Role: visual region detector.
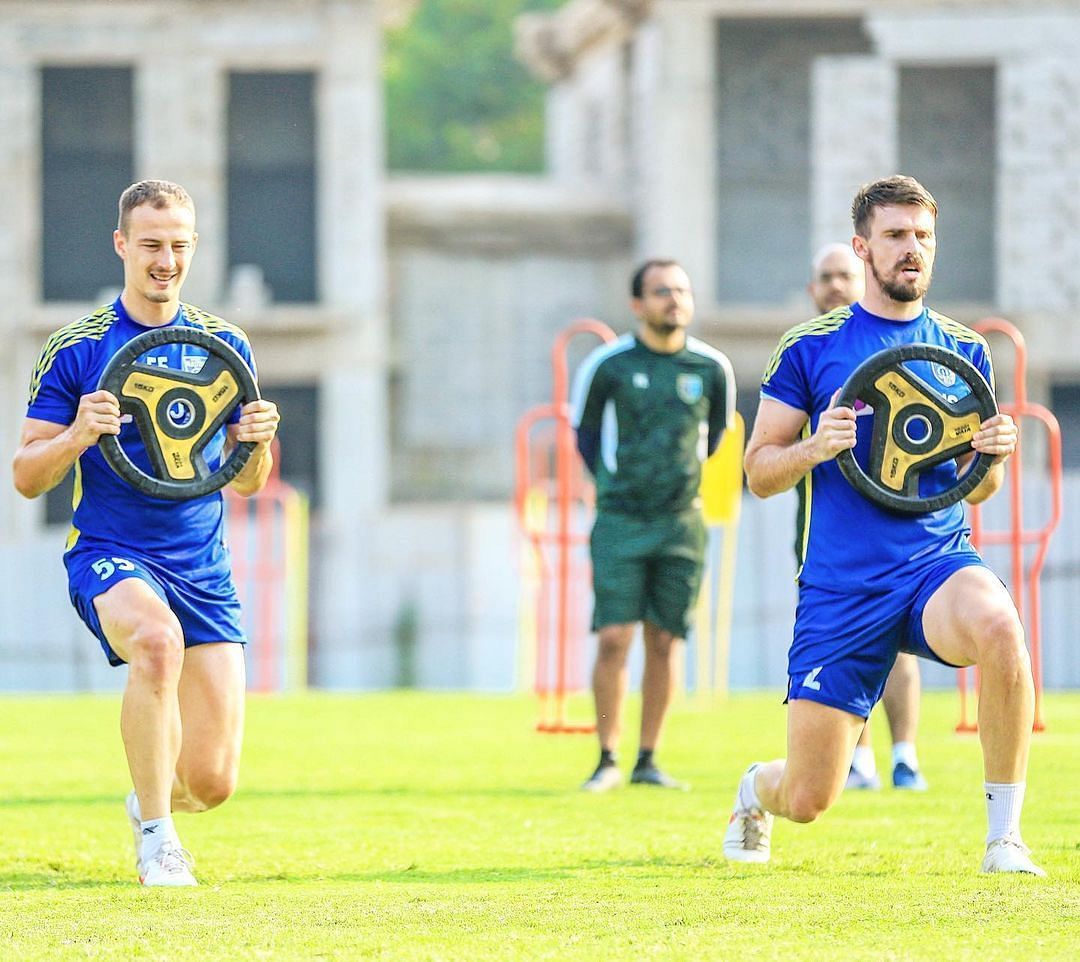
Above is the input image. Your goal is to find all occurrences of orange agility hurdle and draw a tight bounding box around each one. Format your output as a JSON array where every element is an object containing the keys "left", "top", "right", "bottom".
[
  {"left": 515, "top": 319, "right": 616, "bottom": 733},
  {"left": 225, "top": 439, "right": 310, "bottom": 693},
  {"left": 958, "top": 318, "right": 1062, "bottom": 733}
]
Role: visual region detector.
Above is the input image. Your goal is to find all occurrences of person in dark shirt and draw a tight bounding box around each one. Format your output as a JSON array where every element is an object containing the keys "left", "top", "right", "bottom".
[{"left": 571, "top": 259, "right": 735, "bottom": 792}]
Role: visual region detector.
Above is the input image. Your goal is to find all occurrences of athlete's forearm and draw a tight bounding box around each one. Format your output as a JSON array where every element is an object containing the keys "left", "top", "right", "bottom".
[
  {"left": 228, "top": 441, "right": 273, "bottom": 497},
  {"left": 964, "top": 457, "right": 1006, "bottom": 505},
  {"left": 744, "top": 437, "right": 824, "bottom": 499},
  {"left": 12, "top": 430, "right": 85, "bottom": 499}
]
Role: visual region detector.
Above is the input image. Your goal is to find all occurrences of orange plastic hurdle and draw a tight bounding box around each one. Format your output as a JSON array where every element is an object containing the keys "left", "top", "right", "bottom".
[
  {"left": 957, "top": 318, "right": 1062, "bottom": 733},
  {"left": 224, "top": 440, "right": 310, "bottom": 693},
  {"left": 515, "top": 319, "right": 616, "bottom": 733}
]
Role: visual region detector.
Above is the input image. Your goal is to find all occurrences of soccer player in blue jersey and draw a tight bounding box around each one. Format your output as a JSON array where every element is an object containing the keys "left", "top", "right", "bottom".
[
  {"left": 572, "top": 260, "right": 735, "bottom": 792},
  {"left": 723, "top": 176, "right": 1043, "bottom": 875},
  {"left": 13, "top": 180, "right": 280, "bottom": 886},
  {"left": 808, "top": 243, "right": 927, "bottom": 793}
]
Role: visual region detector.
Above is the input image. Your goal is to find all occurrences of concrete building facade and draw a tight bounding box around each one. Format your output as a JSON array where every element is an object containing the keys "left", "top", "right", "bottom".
[{"left": 2, "top": 0, "right": 1079, "bottom": 692}]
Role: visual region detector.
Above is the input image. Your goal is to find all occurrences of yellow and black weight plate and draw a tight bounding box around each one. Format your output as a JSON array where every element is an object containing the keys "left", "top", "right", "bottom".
[
  {"left": 835, "top": 344, "right": 997, "bottom": 514},
  {"left": 96, "top": 327, "right": 259, "bottom": 500}
]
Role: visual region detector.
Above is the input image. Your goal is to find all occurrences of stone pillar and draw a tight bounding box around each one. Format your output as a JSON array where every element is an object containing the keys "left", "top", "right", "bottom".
[
  {"left": 310, "top": 2, "right": 391, "bottom": 683},
  {"left": 135, "top": 47, "right": 226, "bottom": 305},
  {"left": 320, "top": 1, "right": 383, "bottom": 316},
  {"left": 810, "top": 56, "right": 897, "bottom": 252},
  {"left": 634, "top": 8, "right": 717, "bottom": 305},
  {"left": 997, "top": 55, "right": 1080, "bottom": 316},
  {"left": 0, "top": 53, "right": 39, "bottom": 537}
]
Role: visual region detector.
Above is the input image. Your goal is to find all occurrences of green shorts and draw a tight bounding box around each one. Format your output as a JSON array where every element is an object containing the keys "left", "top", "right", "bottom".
[{"left": 589, "top": 508, "right": 706, "bottom": 639}]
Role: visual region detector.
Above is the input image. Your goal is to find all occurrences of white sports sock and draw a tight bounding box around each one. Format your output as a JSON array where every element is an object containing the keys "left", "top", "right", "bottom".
[
  {"left": 851, "top": 745, "right": 877, "bottom": 777},
  {"left": 984, "top": 781, "right": 1025, "bottom": 844},
  {"left": 738, "top": 765, "right": 763, "bottom": 812},
  {"left": 892, "top": 741, "right": 919, "bottom": 770},
  {"left": 140, "top": 816, "right": 182, "bottom": 863}
]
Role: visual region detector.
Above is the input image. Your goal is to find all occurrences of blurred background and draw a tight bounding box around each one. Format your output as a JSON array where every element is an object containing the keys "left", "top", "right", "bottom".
[{"left": 1, "top": 0, "right": 1078, "bottom": 694}]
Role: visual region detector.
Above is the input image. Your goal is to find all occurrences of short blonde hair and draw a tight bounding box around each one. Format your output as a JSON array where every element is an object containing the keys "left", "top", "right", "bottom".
[{"left": 117, "top": 180, "right": 195, "bottom": 233}]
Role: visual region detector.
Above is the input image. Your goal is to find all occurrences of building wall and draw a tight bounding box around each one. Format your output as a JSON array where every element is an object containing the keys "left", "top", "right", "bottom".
[
  {"left": 0, "top": 0, "right": 393, "bottom": 687},
  {"left": 3, "top": 0, "right": 1079, "bottom": 693}
]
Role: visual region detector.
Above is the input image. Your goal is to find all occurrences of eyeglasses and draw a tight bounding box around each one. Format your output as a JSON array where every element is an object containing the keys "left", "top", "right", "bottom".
[{"left": 648, "top": 286, "right": 692, "bottom": 298}]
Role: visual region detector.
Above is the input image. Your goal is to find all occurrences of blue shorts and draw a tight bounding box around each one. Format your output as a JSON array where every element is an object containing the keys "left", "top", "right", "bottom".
[
  {"left": 65, "top": 543, "right": 246, "bottom": 667},
  {"left": 787, "top": 550, "right": 985, "bottom": 718}
]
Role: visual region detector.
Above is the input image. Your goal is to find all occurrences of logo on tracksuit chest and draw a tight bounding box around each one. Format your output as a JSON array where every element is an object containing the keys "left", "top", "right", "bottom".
[{"left": 676, "top": 373, "right": 703, "bottom": 404}]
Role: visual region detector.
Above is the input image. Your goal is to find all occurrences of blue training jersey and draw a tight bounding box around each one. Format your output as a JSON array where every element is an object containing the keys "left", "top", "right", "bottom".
[
  {"left": 761, "top": 301, "right": 993, "bottom": 593},
  {"left": 25, "top": 297, "right": 257, "bottom": 571}
]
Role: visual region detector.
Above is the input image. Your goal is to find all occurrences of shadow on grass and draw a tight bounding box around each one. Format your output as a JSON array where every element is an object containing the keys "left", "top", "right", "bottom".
[
  {"left": 0, "top": 871, "right": 133, "bottom": 892},
  {"left": 0, "top": 785, "right": 568, "bottom": 809},
  {"left": 216, "top": 855, "right": 707, "bottom": 886}
]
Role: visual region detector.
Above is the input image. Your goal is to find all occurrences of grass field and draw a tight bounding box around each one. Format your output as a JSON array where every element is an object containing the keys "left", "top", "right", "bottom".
[{"left": 1, "top": 689, "right": 1077, "bottom": 960}]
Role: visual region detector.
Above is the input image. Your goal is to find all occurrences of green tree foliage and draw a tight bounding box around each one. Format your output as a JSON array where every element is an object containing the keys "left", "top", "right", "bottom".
[{"left": 385, "top": 0, "right": 563, "bottom": 172}]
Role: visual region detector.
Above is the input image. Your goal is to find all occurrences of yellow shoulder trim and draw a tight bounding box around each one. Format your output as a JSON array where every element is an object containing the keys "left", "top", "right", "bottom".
[
  {"left": 181, "top": 303, "right": 250, "bottom": 345},
  {"left": 28, "top": 305, "right": 118, "bottom": 405},
  {"left": 763, "top": 307, "right": 851, "bottom": 385},
  {"left": 927, "top": 310, "right": 989, "bottom": 349}
]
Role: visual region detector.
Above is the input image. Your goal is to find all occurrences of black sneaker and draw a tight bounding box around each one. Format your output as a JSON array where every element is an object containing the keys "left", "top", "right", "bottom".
[
  {"left": 581, "top": 763, "right": 623, "bottom": 793},
  {"left": 630, "top": 763, "right": 688, "bottom": 790}
]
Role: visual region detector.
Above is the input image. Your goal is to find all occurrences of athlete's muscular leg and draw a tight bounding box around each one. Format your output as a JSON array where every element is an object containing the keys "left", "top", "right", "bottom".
[
  {"left": 882, "top": 653, "right": 920, "bottom": 745},
  {"left": 855, "top": 717, "right": 873, "bottom": 749},
  {"left": 173, "top": 643, "right": 246, "bottom": 812},
  {"left": 755, "top": 700, "right": 865, "bottom": 822},
  {"left": 95, "top": 579, "right": 185, "bottom": 822},
  {"left": 640, "top": 621, "right": 678, "bottom": 751},
  {"left": 922, "top": 566, "right": 1033, "bottom": 782},
  {"left": 593, "top": 623, "right": 635, "bottom": 752}
]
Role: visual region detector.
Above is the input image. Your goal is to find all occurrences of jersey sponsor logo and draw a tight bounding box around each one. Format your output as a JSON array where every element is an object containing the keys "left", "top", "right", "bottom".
[
  {"left": 801, "top": 666, "right": 823, "bottom": 691},
  {"left": 676, "top": 373, "right": 703, "bottom": 404},
  {"left": 633, "top": 372, "right": 649, "bottom": 389}
]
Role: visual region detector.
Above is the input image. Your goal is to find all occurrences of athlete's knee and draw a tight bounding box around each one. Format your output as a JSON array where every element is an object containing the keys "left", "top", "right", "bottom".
[
  {"left": 643, "top": 628, "right": 676, "bottom": 659},
  {"left": 125, "top": 620, "right": 184, "bottom": 681},
  {"left": 972, "top": 609, "right": 1029, "bottom": 677},
  {"left": 182, "top": 766, "right": 238, "bottom": 812},
  {"left": 783, "top": 781, "right": 832, "bottom": 824},
  {"left": 596, "top": 627, "right": 633, "bottom": 664}
]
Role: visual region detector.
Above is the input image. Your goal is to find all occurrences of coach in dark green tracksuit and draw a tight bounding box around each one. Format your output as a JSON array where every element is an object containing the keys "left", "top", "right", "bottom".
[{"left": 571, "top": 259, "right": 736, "bottom": 792}]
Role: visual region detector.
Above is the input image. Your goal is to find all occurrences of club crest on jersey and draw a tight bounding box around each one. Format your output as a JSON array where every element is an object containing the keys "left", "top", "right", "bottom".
[
  {"left": 931, "top": 361, "right": 956, "bottom": 388},
  {"left": 183, "top": 354, "right": 207, "bottom": 375},
  {"left": 633, "top": 372, "right": 649, "bottom": 389},
  {"left": 676, "top": 373, "right": 703, "bottom": 404}
]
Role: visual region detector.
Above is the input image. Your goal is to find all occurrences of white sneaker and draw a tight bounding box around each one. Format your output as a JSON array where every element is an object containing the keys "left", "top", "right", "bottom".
[
  {"left": 124, "top": 790, "right": 142, "bottom": 874},
  {"left": 723, "top": 764, "right": 773, "bottom": 863},
  {"left": 981, "top": 836, "right": 1046, "bottom": 877},
  {"left": 140, "top": 846, "right": 198, "bottom": 887},
  {"left": 581, "top": 764, "right": 623, "bottom": 793}
]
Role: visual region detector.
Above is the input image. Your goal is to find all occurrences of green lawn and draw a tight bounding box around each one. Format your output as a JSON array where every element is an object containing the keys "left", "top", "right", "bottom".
[{"left": 1, "top": 690, "right": 1077, "bottom": 960}]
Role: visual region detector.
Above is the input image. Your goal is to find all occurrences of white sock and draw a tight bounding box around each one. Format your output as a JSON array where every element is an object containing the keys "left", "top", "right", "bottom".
[
  {"left": 892, "top": 741, "right": 919, "bottom": 770},
  {"left": 738, "top": 764, "right": 763, "bottom": 812},
  {"left": 985, "top": 781, "right": 1025, "bottom": 844},
  {"left": 851, "top": 745, "right": 877, "bottom": 777},
  {"left": 140, "top": 816, "right": 181, "bottom": 863}
]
